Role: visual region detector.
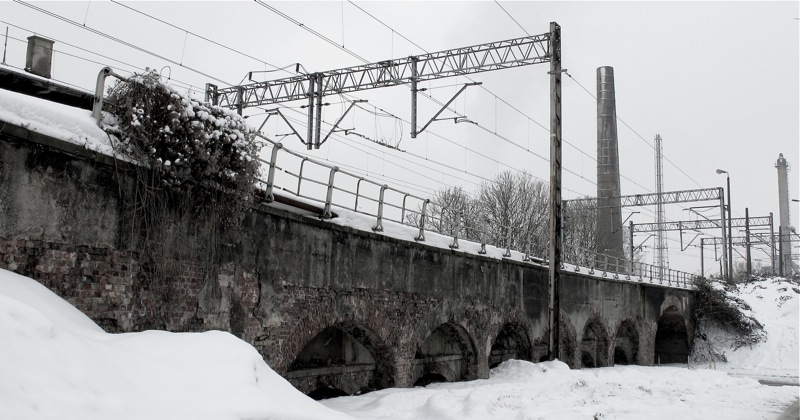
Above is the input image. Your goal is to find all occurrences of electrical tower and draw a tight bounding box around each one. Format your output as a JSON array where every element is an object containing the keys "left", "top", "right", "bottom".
[{"left": 654, "top": 134, "right": 669, "bottom": 279}]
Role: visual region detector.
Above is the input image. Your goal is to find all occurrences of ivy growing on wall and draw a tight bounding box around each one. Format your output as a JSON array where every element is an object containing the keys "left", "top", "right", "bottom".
[
  {"left": 691, "top": 277, "right": 765, "bottom": 363},
  {"left": 101, "top": 70, "right": 262, "bottom": 321},
  {"left": 105, "top": 70, "right": 259, "bottom": 206}
]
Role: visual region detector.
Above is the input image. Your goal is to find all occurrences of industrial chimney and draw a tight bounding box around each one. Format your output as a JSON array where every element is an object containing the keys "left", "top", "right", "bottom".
[
  {"left": 775, "top": 153, "right": 794, "bottom": 275},
  {"left": 596, "top": 66, "right": 624, "bottom": 265},
  {"left": 25, "top": 35, "right": 54, "bottom": 79}
]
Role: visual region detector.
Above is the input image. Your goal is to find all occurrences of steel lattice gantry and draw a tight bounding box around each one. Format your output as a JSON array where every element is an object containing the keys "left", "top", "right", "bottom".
[
  {"left": 632, "top": 216, "right": 773, "bottom": 233},
  {"left": 564, "top": 187, "right": 723, "bottom": 209},
  {"left": 564, "top": 187, "right": 736, "bottom": 280},
  {"left": 207, "top": 34, "right": 550, "bottom": 107},
  {"left": 207, "top": 23, "right": 565, "bottom": 361},
  {"left": 205, "top": 31, "right": 554, "bottom": 148}
]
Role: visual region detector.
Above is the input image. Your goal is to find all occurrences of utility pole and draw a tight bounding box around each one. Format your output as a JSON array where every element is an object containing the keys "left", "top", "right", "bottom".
[
  {"left": 778, "top": 225, "right": 784, "bottom": 277},
  {"left": 629, "top": 220, "right": 634, "bottom": 273},
  {"left": 700, "top": 238, "right": 705, "bottom": 277},
  {"left": 770, "top": 212, "right": 776, "bottom": 274},
  {"left": 547, "top": 21, "right": 562, "bottom": 362},
  {"left": 745, "top": 207, "right": 752, "bottom": 276}
]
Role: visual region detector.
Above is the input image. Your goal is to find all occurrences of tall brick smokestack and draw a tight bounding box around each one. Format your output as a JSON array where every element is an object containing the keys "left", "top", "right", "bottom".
[{"left": 596, "top": 66, "right": 624, "bottom": 263}]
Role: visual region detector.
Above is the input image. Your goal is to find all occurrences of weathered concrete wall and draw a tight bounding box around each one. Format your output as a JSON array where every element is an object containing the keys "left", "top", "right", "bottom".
[{"left": 0, "top": 121, "right": 695, "bottom": 393}]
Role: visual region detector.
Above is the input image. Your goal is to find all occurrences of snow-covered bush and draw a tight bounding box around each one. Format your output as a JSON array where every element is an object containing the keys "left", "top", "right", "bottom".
[
  {"left": 692, "top": 277, "right": 766, "bottom": 356},
  {"left": 105, "top": 70, "right": 259, "bottom": 204}
]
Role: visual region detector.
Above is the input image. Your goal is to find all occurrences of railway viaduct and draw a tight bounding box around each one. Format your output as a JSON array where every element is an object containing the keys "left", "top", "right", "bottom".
[{"left": 0, "top": 119, "right": 695, "bottom": 398}]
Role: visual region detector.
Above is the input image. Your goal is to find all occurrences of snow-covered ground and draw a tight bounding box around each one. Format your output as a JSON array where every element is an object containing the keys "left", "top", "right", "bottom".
[
  {"left": 693, "top": 277, "right": 800, "bottom": 384},
  {"left": 1, "top": 267, "right": 797, "bottom": 420},
  {"left": 1, "top": 76, "right": 797, "bottom": 419}
]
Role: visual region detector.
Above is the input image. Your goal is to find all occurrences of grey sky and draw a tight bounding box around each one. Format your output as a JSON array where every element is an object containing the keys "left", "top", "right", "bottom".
[{"left": 2, "top": 1, "right": 798, "bottom": 274}]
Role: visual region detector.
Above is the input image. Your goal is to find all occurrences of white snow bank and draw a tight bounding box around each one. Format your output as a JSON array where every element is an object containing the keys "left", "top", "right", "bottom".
[
  {"left": 323, "top": 359, "right": 798, "bottom": 419},
  {"left": 0, "top": 88, "right": 115, "bottom": 156},
  {"left": 696, "top": 277, "right": 800, "bottom": 383},
  {"left": 0, "top": 268, "right": 352, "bottom": 420}
]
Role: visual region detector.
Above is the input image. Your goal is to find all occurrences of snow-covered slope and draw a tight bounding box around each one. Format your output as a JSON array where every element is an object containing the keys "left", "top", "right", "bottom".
[
  {"left": 693, "top": 277, "right": 799, "bottom": 383},
  {"left": 0, "top": 268, "right": 351, "bottom": 420},
  {"left": 2, "top": 268, "right": 797, "bottom": 420}
]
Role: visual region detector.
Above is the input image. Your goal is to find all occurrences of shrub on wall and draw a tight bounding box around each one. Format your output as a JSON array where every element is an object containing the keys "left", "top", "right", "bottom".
[
  {"left": 691, "top": 277, "right": 765, "bottom": 363},
  {"left": 105, "top": 70, "right": 259, "bottom": 198},
  {"left": 104, "top": 70, "right": 261, "bottom": 230}
]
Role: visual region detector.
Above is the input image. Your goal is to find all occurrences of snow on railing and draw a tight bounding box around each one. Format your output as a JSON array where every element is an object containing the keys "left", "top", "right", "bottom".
[{"left": 254, "top": 134, "right": 697, "bottom": 290}]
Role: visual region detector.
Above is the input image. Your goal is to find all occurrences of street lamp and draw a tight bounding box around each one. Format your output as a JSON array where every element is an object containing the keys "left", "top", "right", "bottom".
[{"left": 716, "top": 169, "right": 734, "bottom": 281}]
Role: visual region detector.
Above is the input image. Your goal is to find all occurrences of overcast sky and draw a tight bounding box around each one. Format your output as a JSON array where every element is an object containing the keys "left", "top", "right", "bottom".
[{"left": 2, "top": 1, "right": 798, "bottom": 274}]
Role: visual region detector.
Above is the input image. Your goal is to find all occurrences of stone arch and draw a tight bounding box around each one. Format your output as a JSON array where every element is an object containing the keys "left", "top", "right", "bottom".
[
  {"left": 580, "top": 317, "right": 610, "bottom": 368},
  {"left": 613, "top": 319, "right": 640, "bottom": 365},
  {"left": 488, "top": 322, "right": 533, "bottom": 368},
  {"left": 654, "top": 305, "right": 689, "bottom": 364},
  {"left": 413, "top": 322, "right": 478, "bottom": 386},
  {"left": 285, "top": 322, "right": 394, "bottom": 399},
  {"left": 660, "top": 295, "right": 685, "bottom": 318}
]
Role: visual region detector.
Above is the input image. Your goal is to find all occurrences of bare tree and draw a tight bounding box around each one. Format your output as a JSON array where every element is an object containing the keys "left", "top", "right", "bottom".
[
  {"left": 406, "top": 186, "right": 481, "bottom": 240},
  {"left": 477, "top": 171, "right": 549, "bottom": 255}
]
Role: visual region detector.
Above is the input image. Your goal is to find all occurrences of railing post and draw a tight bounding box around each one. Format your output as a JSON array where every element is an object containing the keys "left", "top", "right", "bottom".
[
  {"left": 373, "top": 184, "right": 388, "bottom": 232},
  {"left": 523, "top": 236, "right": 531, "bottom": 262},
  {"left": 297, "top": 157, "right": 309, "bottom": 195},
  {"left": 321, "top": 166, "right": 338, "bottom": 219},
  {"left": 613, "top": 256, "right": 620, "bottom": 279},
  {"left": 415, "top": 199, "right": 429, "bottom": 242},
  {"left": 263, "top": 143, "right": 282, "bottom": 203},
  {"left": 503, "top": 226, "right": 512, "bottom": 258},
  {"left": 602, "top": 255, "right": 608, "bottom": 277},
  {"left": 354, "top": 178, "right": 364, "bottom": 211},
  {"left": 449, "top": 211, "right": 461, "bottom": 249},
  {"left": 401, "top": 193, "right": 409, "bottom": 224},
  {"left": 92, "top": 66, "right": 127, "bottom": 126},
  {"left": 478, "top": 227, "right": 487, "bottom": 254}
]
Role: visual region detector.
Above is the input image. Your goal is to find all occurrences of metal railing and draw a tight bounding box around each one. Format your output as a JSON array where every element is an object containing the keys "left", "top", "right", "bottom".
[{"left": 254, "top": 134, "right": 697, "bottom": 289}]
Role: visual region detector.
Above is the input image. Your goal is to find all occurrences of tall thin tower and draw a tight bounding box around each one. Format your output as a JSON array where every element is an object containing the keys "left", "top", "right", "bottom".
[
  {"left": 775, "top": 153, "right": 793, "bottom": 275},
  {"left": 654, "top": 134, "right": 668, "bottom": 278},
  {"left": 596, "top": 67, "right": 624, "bottom": 264}
]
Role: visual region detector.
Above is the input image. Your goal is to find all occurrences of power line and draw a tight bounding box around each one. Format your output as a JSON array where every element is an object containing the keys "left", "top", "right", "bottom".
[
  {"left": 13, "top": 0, "right": 230, "bottom": 86},
  {"left": 563, "top": 68, "right": 706, "bottom": 191},
  {"left": 493, "top": 1, "right": 531, "bottom": 37}
]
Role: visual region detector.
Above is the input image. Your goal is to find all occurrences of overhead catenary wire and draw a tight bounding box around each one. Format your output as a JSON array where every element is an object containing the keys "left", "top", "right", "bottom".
[
  {"left": 16, "top": 1, "right": 598, "bottom": 202},
  {"left": 11, "top": 2, "right": 501, "bottom": 199}
]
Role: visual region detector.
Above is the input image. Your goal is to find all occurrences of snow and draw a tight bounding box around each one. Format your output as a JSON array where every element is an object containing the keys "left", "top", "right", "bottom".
[
  {"left": 1, "top": 267, "right": 797, "bottom": 420},
  {"left": 695, "top": 277, "right": 800, "bottom": 384},
  {"left": 0, "top": 268, "right": 350, "bottom": 420},
  {"left": 1, "top": 81, "right": 797, "bottom": 420},
  {"left": 0, "top": 88, "right": 115, "bottom": 157},
  {"left": 323, "top": 360, "right": 796, "bottom": 419}
]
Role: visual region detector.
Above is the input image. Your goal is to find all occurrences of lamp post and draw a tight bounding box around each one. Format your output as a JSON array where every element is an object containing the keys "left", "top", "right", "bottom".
[{"left": 716, "top": 169, "right": 734, "bottom": 281}]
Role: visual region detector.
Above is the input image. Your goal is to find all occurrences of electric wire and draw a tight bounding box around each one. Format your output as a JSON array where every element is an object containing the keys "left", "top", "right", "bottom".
[{"left": 253, "top": 2, "right": 579, "bottom": 181}]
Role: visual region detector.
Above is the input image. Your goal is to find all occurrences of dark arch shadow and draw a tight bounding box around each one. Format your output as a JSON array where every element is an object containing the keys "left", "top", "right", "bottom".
[
  {"left": 489, "top": 322, "right": 533, "bottom": 368},
  {"left": 558, "top": 317, "right": 578, "bottom": 368},
  {"left": 580, "top": 318, "right": 610, "bottom": 368},
  {"left": 413, "top": 322, "right": 478, "bottom": 386},
  {"left": 614, "top": 319, "right": 640, "bottom": 365},
  {"left": 286, "top": 322, "right": 393, "bottom": 398},
  {"left": 654, "top": 305, "right": 689, "bottom": 364}
]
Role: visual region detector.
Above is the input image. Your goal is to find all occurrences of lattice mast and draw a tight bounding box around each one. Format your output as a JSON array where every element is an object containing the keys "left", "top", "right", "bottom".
[{"left": 654, "top": 134, "right": 668, "bottom": 278}]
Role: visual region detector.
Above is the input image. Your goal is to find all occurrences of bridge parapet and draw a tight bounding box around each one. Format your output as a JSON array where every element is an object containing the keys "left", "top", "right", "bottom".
[
  {"left": 255, "top": 134, "right": 697, "bottom": 289},
  {"left": 0, "top": 114, "right": 696, "bottom": 398}
]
